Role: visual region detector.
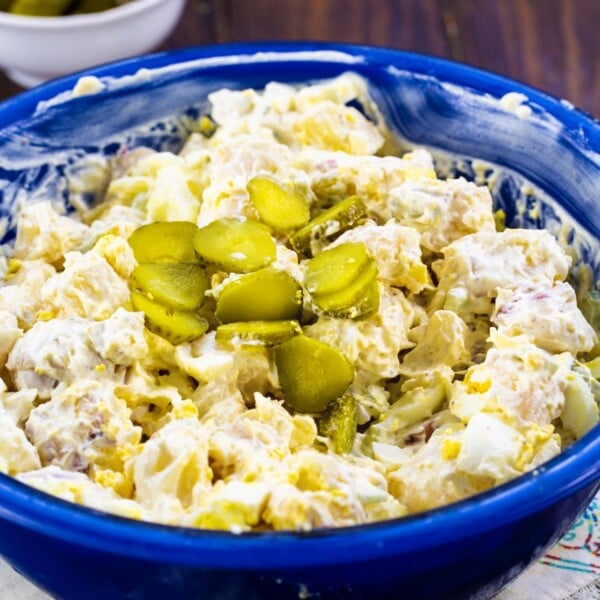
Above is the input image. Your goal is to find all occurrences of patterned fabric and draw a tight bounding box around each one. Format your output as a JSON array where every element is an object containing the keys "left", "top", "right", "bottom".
[{"left": 497, "top": 496, "right": 600, "bottom": 599}]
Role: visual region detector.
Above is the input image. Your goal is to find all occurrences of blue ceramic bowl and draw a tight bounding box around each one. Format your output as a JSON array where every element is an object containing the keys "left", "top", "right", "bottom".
[{"left": 0, "top": 42, "right": 599, "bottom": 600}]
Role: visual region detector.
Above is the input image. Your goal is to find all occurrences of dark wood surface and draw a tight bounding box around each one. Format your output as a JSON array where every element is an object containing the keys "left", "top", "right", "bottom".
[{"left": 0, "top": 0, "right": 598, "bottom": 117}]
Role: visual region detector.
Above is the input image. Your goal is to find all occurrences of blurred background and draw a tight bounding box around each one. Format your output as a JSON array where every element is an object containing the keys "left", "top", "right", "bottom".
[{"left": 0, "top": 0, "right": 598, "bottom": 116}]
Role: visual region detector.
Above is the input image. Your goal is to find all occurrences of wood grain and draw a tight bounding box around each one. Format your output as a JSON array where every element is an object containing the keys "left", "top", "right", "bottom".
[
  {"left": 159, "top": 0, "right": 216, "bottom": 49},
  {"left": 213, "top": 0, "right": 449, "bottom": 56},
  {"left": 442, "top": 0, "right": 600, "bottom": 115},
  {"left": 0, "top": 0, "right": 597, "bottom": 116}
]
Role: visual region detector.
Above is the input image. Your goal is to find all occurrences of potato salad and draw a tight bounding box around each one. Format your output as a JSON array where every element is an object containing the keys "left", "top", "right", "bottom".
[{"left": 0, "top": 73, "right": 598, "bottom": 532}]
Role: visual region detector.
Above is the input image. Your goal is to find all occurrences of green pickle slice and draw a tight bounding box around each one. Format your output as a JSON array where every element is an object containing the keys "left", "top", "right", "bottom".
[
  {"left": 305, "top": 242, "right": 380, "bottom": 319},
  {"left": 348, "top": 277, "right": 380, "bottom": 320},
  {"left": 198, "top": 115, "right": 217, "bottom": 138},
  {"left": 313, "top": 261, "right": 380, "bottom": 319},
  {"left": 216, "top": 268, "right": 302, "bottom": 323},
  {"left": 9, "top": 0, "right": 72, "bottom": 15},
  {"left": 131, "top": 263, "right": 209, "bottom": 312},
  {"left": 274, "top": 335, "right": 354, "bottom": 413},
  {"left": 193, "top": 217, "right": 276, "bottom": 273},
  {"left": 318, "top": 394, "right": 358, "bottom": 454},
  {"left": 290, "top": 195, "right": 367, "bottom": 255},
  {"left": 247, "top": 176, "right": 310, "bottom": 231},
  {"left": 131, "top": 291, "right": 208, "bottom": 345},
  {"left": 216, "top": 320, "right": 302, "bottom": 346},
  {"left": 304, "top": 242, "right": 371, "bottom": 297},
  {"left": 128, "top": 222, "right": 199, "bottom": 264},
  {"left": 580, "top": 290, "right": 600, "bottom": 333}
]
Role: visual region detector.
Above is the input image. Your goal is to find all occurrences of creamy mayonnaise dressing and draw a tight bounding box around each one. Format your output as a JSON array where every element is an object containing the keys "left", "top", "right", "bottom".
[{"left": 0, "top": 73, "right": 597, "bottom": 531}]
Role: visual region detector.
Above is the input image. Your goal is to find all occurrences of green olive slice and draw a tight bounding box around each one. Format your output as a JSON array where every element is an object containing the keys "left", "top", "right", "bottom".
[
  {"left": 318, "top": 394, "right": 358, "bottom": 454},
  {"left": 216, "top": 268, "right": 302, "bottom": 323},
  {"left": 304, "top": 242, "right": 371, "bottom": 297},
  {"left": 131, "top": 263, "right": 209, "bottom": 312},
  {"left": 193, "top": 217, "right": 276, "bottom": 273},
  {"left": 131, "top": 291, "right": 208, "bottom": 345},
  {"left": 274, "top": 335, "right": 354, "bottom": 413},
  {"left": 216, "top": 320, "right": 302, "bottom": 346},
  {"left": 128, "top": 222, "right": 199, "bottom": 264},
  {"left": 247, "top": 176, "right": 310, "bottom": 232},
  {"left": 290, "top": 195, "right": 367, "bottom": 255}
]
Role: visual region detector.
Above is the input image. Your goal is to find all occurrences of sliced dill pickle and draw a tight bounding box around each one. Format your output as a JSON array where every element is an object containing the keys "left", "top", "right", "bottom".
[
  {"left": 274, "top": 335, "right": 354, "bottom": 413},
  {"left": 580, "top": 290, "right": 600, "bottom": 333},
  {"left": 198, "top": 115, "right": 217, "bottom": 138},
  {"left": 348, "top": 277, "right": 380, "bottom": 320},
  {"left": 290, "top": 195, "right": 367, "bottom": 255},
  {"left": 312, "top": 260, "right": 379, "bottom": 319},
  {"left": 216, "top": 268, "right": 302, "bottom": 323},
  {"left": 304, "top": 242, "right": 370, "bottom": 296},
  {"left": 128, "top": 222, "right": 199, "bottom": 264},
  {"left": 247, "top": 176, "right": 310, "bottom": 231},
  {"left": 493, "top": 208, "right": 506, "bottom": 232},
  {"left": 9, "top": 0, "right": 72, "bottom": 15},
  {"left": 216, "top": 320, "right": 302, "bottom": 346},
  {"left": 318, "top": 394, "right": 358, "bottom": 454},
  {"left": 131, "top": 291, "right": 208, "bottom": 345},
  {"left": 131, "top": 263, "right": 209, "bottom": 312},
  {"left": 193, "top": 217, "right": 276, "bottom": 273}
]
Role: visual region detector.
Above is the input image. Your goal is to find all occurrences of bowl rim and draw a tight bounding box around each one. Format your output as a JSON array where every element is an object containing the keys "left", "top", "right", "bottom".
[
  {"left": 0, "top": 0, "right": 180, "bottom": 28},
  {"left": 0, "top": 40, "right": 598, "bottom": 134},
  {"left": 0, "top": 40, "right": 599, "bottom": 569}
]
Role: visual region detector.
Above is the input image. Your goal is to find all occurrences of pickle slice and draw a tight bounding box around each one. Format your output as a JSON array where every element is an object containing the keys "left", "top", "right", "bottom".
[
  {"left": 193, "top": 217, "right": 276, "bottom": 273},
  {"left": 580, "top": 290, "right": 600, "bottom": 333},
  {"left": 304, "top": 242, "right": 371, "bottom": 297},
  {"left": 131, "top": 291, "right": 208, "bottom": 345},
  {"left": 9, "top": 0, "right": 72, "bottom": 15},
  {"left": 346, "top": 277, "right": 380, "bottom": 320},
  {"left": 198, "top": 115, "right": 217, "bottom": 138},
  {"left": 290, "top": 195, "right": 367, "bottom": 255},
  {"left": 311, "top": 260, "right": 379, "bottom": 320},
  {"left": 128, "top": 222, "right": 199, "bottom": 264},
  {"left": 131, "top": 263, "right": 209, "bottom": 312},
  {"left": 247, "top": 176, "right": 310, "bottom": 231},
  {"left": 318, "top": 394, "right": 358, "bottom": 454},
  {"left": 274, "top": 336, "right": 354, "bottom": 413},
  {"left": 216, "top": 320, "right": 302, "bottom": 346},
  {"left": 216, "top": 268, "right": 302, "bottom": 323}
]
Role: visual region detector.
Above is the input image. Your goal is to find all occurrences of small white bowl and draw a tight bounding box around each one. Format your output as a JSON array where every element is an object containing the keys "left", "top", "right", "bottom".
[{"left": 0, "top": 0, "right": 186, "bottom": 88}]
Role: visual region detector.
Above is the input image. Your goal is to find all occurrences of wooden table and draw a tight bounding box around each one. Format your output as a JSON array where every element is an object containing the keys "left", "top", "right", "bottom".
[{"left": 0, "top": 0, "right": 598, "bottom": 117}]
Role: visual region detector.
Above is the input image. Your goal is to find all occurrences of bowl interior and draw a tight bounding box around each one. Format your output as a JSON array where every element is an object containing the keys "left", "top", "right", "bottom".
[{"left": 0, "top": 42, "right": 599, "bottom": 565}]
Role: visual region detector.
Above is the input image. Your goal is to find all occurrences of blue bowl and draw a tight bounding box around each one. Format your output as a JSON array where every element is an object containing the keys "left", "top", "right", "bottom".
[{"left": 0, "top": 42, "right": 599, "bottom": 600}]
